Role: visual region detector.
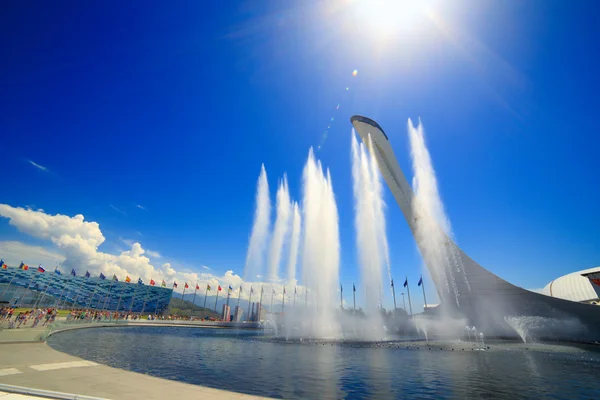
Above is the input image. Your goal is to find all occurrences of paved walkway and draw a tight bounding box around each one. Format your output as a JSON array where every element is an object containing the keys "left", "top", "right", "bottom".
[{"left": 0, "top": 341, "right": 268, "bottom": 399}]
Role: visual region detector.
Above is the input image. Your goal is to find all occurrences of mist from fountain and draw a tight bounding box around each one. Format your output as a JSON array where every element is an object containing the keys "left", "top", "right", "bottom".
[
  {"left": 350, "top": 132, "right": 389, "bottom": 340},
  {"left": 286, "top": 202, "right": 301, "bottom": 284},
  {"left": 243, "top": 165, "right": 271, "bottom": 281},
  {"left": 268, "top": 176, "right": 291, "bottom": 281},
  {"left": 296, "top": 148, "right": 342, "bottom": 339},
  {"left": 408, "top": 119, "right": 470, "bottom": 308}
]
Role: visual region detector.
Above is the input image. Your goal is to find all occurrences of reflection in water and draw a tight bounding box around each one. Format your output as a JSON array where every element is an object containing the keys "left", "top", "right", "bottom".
[{"left": 47, "top": 327, "right": 600, "bottom": 399}]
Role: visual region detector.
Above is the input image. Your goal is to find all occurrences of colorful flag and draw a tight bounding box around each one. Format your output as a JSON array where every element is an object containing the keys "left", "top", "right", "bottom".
[
  {"left": 70, "top": 269, "right": 76, "bottom": 276},
  {"left": 207, "top": 284, "right": 211, "bottom": 291},
  {"left": 138, "top": 278, "right": 143, "bottom": 285},
  {"left": 340, "top": 284, "right": 343, "bottom": 293},
  {"left": 418, "top": 277, "right": 423, "bottom": 286},
  {"left": 37, "top": 266, "right": 45, "bottom": 273},
  {"left": 1, "top": 260, "right": 7, "bottom": 270},
  {"left": 100, "top": 273, "right": 106, "bottom": 280},
  {"left": 150, "top": 279, "right": 156, "bottom": 286},
  {"left": 403, "top": 278, "right": 408, "bottom": 288},
  {"left": 20, "top": 263, "right": 29, "bottom": 270},
  {"left": 112, "top": 274, "right": 118, "bottom": 282},
  {"left": 218, "top": 285, "right": 222, "bottom": 291},
  {"left": 251, "top": 287, "right": 255, "bottom": 294},
  {"left": 353, "top": 284, "right": 356, "bottom": 292},
  {"left": 125, "top": 276, "right": 131, "bottom": 283},
  {"left": 18, "top": 262, "right": 25, "bottom": 269},
  {"left": 54, "top": 268, "right": 61, "bottom": 275},
  {"left": 228, "top": 285, "right": 233, "bottom": 292},
  {"left": 173, "top": 282, "right": 178, "bottom": 288},
  {"left": 185, "top": 282, "right": 189, "bottom": 289},
  {"left": 391, "top": 279, "right": 394, "bottom": 287},
  {"left": 196, "top": 283, "right": 200, "bottom": 290},
  {"left": 85, "top": 271, "right": 91, "bottom": 278},
  {"left": 161, "top": 280, "right": 166, "bottom": 287}
]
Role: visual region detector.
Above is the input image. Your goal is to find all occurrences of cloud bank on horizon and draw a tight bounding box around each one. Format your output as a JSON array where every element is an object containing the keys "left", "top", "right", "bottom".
[{"left": 0, "top": 204, "right": 295, "bottom": 301}]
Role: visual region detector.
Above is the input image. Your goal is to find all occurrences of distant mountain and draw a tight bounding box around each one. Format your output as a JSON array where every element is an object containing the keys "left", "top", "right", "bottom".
[{"left": 168, "top": 297, "right": 220, "bottom": 319}]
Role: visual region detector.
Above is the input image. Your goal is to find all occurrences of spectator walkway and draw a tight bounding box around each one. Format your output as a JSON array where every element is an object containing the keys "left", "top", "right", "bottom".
[{"left": 0, "top": 343, "right": 268, "bottom": 399}]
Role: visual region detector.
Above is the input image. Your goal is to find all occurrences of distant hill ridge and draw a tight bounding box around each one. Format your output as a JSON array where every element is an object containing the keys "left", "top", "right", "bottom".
[{"left": 168, "top": 297, "right": 220, "bottom": 319}]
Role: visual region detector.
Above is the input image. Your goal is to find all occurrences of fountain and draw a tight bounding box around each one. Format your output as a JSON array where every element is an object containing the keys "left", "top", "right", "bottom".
[{"left": 350, "top": 132, "right": 389, "bottom": 340}]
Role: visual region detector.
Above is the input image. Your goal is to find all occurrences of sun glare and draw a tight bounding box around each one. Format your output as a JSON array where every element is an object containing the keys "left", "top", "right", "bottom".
[{"left": 355, "top": 0, "right": 430, "bottom": 38}]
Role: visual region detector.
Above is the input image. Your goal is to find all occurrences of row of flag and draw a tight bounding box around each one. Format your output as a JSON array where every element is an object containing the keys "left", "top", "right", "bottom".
[{"left": 1, "top": 259, "right": 426, "bottom": 302}]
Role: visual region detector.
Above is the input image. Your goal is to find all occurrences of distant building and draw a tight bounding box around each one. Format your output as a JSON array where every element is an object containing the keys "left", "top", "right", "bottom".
[
  {"left": 222, "top": 304, "right": 231, "bottom": 321},
  {"left": 233, "top": 306, "right": 243, "bottom": 322},
  {"left": 0, "top": 266, "right": 171, "bottom": 313},
  {"left": 542, "top": 267, "right": 600, "bottom": 304}
]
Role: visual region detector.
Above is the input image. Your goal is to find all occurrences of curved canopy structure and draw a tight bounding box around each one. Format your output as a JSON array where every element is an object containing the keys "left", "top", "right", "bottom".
[{"left": 351, "top": 115, "right": 600, "bottom": 341}]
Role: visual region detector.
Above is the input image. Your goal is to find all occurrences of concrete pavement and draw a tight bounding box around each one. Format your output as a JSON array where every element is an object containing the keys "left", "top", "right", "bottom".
[
  {"left": 0, "top": 343, "right": 268, "bottom": 399},
  {"left": 0, "top": 321, "right": 269, "bottom": 399}
]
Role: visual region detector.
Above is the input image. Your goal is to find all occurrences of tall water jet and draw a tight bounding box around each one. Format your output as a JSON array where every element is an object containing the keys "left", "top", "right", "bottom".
[
  {"left": 268, "top": 176, "right": 291, "bottom": 281},
  {"left": 287, "top": 201, "right": 301, "bottom": 284},
  {"left": 243, "top": 165, "right": 271, "bottom": 281},
  {"left": 351, "top": 132, "right": 389, "bottom": 339},
  {"left": 408, "top": 119, "right": 470, "bottom": 307},
  {"left": 301, "top": 148, "right": 341, "bottom": 338}
]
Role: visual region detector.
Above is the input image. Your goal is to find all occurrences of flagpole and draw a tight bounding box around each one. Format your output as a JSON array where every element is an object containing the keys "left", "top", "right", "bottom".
[
  {"left": 203, "top": 285, "right": 209, "bottom": 309},
  {"left": 226, "top": 288, "right": 231, "bottom": 310},
  {"left": 258, "top": 286, "right": 264, "bottom": 318},
  {"left": 1, "top": 267, "right": 18, "bottom": 299},
  {"left": 401, "top": 292, "right": 407, "bottom": 312},
  {"left": 192, "top": 282, "right": 198, "bottom": 306},
  {"left": 35, "top": 269, "right": 56, "bottom": 308},
  {"left": 116, "top": 283, "right": 126, "bottom": 312},
  {"left": 236, "top": 286, "right": 242, "bottom": 310},
  {"left": 141, "top": 289, "right": 150, "bottom": 315},
  {"left": 71, "top": 273, "right": 87, "bottom": 308},
  {"left": 54, "top": 276, "right": 68, "bottom": 309},
  {"left": 247, "top": 287, "right": 253, "bottom": 322},
  {"left": 340, "top": 284, "right": 343, "bottom": 310},
  {"left": 282, "top": 289, "right": 285, "bottom": 313},
  {"left": 353, "top": 284, "right": 356, "bottom": 314},
  {"left": 420, "top": 275, "right": 428, "bottom": 311},
  {"left": 86, "top": 278, "right": 101, "bottom": 310},
  {"left": 293, "top": 287, "right": 296, "bottom": 308},
  {"left": 182, "top": 284, "right": 186, "bottom": 301},
  {"left": 17, "top": 270, "right": 38, "bottom": 307},
  {"left": 102, "top": 279, "right": 115, "bottom": 312},
  {"left": 391, "top": 279, "right": 397, "bottom": 310},
  {"left": 270, "top": 290, "right": 273, "bottom": 312},
  {"left": 214, "top": 288, "right": 220, "bottom": 312},
  {"left": 405, "top": 277, "right": 413, "bottom": 316},
  {"left": 129, "top": 282, "right": 139, "bottom": 313}
]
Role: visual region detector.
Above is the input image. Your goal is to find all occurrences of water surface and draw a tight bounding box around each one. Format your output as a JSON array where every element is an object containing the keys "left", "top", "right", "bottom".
[{"left": 47, "top": 326, "right": 600, "bottom": 399}]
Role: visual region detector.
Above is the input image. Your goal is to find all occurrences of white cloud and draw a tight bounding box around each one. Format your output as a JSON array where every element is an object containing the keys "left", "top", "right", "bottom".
[
  {"left": 0, "top": 204, "right": 300, "bottom": 303},
  {"left": 145, "top": 249, "right": 161, "bottom": 258},
  {"left": 202, "top": 265, "right": 211, "bottom": 270},
  {"left": 135, "top": 204, "right": 147, "bottom": 211},
  {"left": 27, "top": 159, "right": 49, "bottom": 172},
  {"left": 0, "top": 241, "right": 65, "bottom": 267},
  {"left": 110, "top": 204, "right": 127, "bottom": 216}
]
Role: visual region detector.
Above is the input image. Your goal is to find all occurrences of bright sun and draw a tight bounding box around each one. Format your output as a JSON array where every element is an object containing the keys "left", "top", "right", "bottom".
[{"left": 355, "top": 0, "right": 430, "bottom": 38}]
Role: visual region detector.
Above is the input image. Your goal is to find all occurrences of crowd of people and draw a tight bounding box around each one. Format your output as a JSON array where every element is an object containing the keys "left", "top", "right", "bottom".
[
  {"left": 0, "top": 306, "right": 217, "bottom": 330},
  {"left": 0, "top": 306, "right": 57, "bottom": 329}
]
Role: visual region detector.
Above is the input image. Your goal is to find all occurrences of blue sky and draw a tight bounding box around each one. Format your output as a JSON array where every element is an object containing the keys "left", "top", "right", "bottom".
[{"left": 1, "top": 0, "right": 599, "bottom": 310}]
